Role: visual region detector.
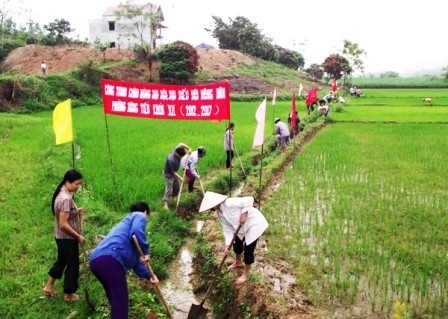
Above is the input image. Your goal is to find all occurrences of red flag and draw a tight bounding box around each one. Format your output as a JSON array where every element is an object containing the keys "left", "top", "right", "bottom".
[
  {"left": 291, "top": 92, "right": 297, "bottom": 132},
  {"left": 305, "top": 87, "right": 318, "bottom": 105},
  {"left": 332, "top": 78, "right": 338, "bottom": 93},
  {"left": 253, "top": 98, "right": 267, "bottom": 148}
]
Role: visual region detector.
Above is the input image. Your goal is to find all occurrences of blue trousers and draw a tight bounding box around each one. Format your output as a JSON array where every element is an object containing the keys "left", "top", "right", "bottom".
[{"left": 90, "top": 255, "right": 128, "bottom": 319}]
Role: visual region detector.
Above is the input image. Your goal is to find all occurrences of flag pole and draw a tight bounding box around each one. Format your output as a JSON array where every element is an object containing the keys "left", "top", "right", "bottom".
[
  {"left": 104, "top": 113, "right": 122, "bottom": 210},
  {"left": 257, "top": 144, "right": 264, "bottom": 210},
  {"left": 227, "top": 120, "right": 233, "bottom": 197},
  {"left": 272, "top": 88, "right": 276, "bottom": 134},
  {"left": 71, "top": 141, "right": 75, "bottom": 168}
]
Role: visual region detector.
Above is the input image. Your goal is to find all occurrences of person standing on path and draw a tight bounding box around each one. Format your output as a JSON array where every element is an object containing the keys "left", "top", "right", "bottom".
[
  {"left": 163, "top": 143, "right": 191, "bottom": 209},
  {"left": 43, "top": 169, "right": 85, "bottom": 301},
  {"left": 89, "top": 201, "right": 159, "bottom": 319},
  {"left": 224, "top": 122, "right": 235, "bottom": 169},
  {"left": 41, "top": 61, "right": 47, "bottom": 75},
  {"left": 199, "top": 192, "right": 269, "bottom": 285}
]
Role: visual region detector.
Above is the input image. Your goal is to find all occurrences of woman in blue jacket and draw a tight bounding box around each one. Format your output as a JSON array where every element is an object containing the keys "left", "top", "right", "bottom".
[{"left": 89, "top": 201, "right": 159, "bottom": 319}]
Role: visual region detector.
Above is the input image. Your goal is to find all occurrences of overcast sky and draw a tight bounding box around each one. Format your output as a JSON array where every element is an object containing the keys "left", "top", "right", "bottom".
[{"left": 13, "top": 0, "right": 448, "bottom": 75}]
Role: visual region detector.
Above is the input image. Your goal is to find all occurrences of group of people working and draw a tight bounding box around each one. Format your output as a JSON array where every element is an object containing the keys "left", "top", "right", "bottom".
[
  {"left": 44, "top": 157, "right": 268, "bottom": 318},
  {"left": 306, "top": 88, "right": 348, "bottom": 116}
]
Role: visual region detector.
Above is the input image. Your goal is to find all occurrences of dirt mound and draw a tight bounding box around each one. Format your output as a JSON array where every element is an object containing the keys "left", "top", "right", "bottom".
[
  {"left": 3, "top": 44, "right": 134, "bottom": 74},
  {"left": 2, "top": 45, "right": 275, "bottom": 94},
  {"left": 196, "top": 48, "right": 256, "bottom": 73}
]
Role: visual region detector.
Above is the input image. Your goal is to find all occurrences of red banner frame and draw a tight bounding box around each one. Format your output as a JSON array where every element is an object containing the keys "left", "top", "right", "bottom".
[{"left": 101, "top": 79, "right": 230, "bottom": 121}]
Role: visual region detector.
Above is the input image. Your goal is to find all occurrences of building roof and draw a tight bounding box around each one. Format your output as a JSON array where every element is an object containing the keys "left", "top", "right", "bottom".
[{"left": 102, "top": 4, "right": 163, "bottom": 21}]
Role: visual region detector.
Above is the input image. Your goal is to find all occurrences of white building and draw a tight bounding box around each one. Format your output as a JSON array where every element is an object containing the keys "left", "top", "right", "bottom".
[{"left": 88, "top": 4, "right": 165, "bottom": 50}]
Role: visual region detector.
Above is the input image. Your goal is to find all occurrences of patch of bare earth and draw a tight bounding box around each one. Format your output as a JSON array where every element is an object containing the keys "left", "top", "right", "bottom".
[{"left": 3, "top": 45, "right": 282, "bottom": 94}]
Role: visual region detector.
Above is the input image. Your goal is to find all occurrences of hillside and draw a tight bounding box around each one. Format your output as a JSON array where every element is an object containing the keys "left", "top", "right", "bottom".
[{"left": 2, "top": 44, "right": 311, "bottom": 95}]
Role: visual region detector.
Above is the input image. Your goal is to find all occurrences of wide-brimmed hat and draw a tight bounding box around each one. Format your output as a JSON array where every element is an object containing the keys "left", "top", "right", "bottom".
[
  {"left": 199, "top": 191, "right": 228, "bottom": 212},
  {"left": 274, "top": 117, "right": 281, "bottom": 123}
]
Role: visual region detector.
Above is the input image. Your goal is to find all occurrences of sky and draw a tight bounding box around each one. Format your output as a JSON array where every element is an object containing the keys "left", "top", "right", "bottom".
[{"left": 12, "top": 0, "right": 448, "bottom": 75}]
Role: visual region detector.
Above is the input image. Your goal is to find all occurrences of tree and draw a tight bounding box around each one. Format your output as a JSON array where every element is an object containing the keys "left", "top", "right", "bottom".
[
  {"left": 341, "top": 39, "right": 366, "bottom": 74},
  {"left": 210, "top": 15, "right": 304, "bottom": 70},
  {"left": 273, "top": 45, "right": 304, "bottom": 70},
  {"left": 114, "top": 0, "right": 160, "bottom": 50},
  {"left": 94, "top": 38, "right": 110, "bottom": 63},
  {"left": 380, "top": 71, "right": 399, "bottom": 78},
  {"left": 322, "top": 54, "right": 352, "bottom": 81},
  {"left": 43, "top": 18, "right": 73, "bottom": 45},
  {"left": 442, "top": 66, "right": 448, "bottom": 80},
  {"left": 156, "top": 41, "right": 199, "bottom": 84},
  {"left": 0, "top": 0, "right": 11, "bottom": 48},
  {"left": 115, "top": 0, "right": 163, "bottom": 79},
  {"left": 157, "top": 44, "right": 191, "bottom": 84},
  {"left": 305, "top": 63, "right": 324, "bottom": 81},
  {"left": 24, "top": 19, "right": 44, "bottom": 44},
  {"left": 171, "top": 41, "right": 199, "bottom": 75}
]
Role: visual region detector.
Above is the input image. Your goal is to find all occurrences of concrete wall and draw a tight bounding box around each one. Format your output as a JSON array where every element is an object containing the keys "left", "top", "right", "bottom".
[{"left": 88, "top": 5, "right": 163, "bottom": 49}]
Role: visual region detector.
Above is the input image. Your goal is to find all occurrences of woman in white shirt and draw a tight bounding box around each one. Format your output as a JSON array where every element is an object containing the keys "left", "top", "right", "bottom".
[{"left": 199, "top": 191, "right": 269, "bottom": 284}]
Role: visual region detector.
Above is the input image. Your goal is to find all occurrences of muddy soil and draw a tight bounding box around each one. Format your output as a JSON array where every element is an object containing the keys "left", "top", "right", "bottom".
[{"left": 185, "top": 126, "right": 330, "bottom": 319}]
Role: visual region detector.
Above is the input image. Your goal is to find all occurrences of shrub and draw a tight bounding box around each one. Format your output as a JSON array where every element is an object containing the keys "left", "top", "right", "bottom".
[
  {"left": 157, "top": 42, "right": 199, "bottom": 84},
  {"left": 0, "top": 39, "right": 26, "bottom": 62}
]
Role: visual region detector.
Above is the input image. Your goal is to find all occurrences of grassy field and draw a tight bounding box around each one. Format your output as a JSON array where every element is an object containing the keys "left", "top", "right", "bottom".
[
  {"left": 350, "top": 77, "right": 448, "bottom": 88},
  {"left": 0, "top": 89, "right": 447, "bottom": 318},
  {"left": 0, "top": 98, "right": 294, "bottom": 319}
]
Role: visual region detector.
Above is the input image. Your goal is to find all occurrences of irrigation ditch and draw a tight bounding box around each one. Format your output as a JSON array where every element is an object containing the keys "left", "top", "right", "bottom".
[{"left": 159, "top": 120, "right": 328, "bottom": 319}]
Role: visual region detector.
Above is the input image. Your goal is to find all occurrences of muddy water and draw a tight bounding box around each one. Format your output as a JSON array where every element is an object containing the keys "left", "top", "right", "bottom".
[
  {"left": 160, "top": 183, "right": 243, "bottom": 318},
  {"left": 160, "top": 221, "right": 213, "bottom": 319}
]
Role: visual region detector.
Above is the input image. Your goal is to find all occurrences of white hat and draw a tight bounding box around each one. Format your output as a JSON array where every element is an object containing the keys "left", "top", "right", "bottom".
[{"left": 199, "top": 191, "right": 228, "bottom": 212}]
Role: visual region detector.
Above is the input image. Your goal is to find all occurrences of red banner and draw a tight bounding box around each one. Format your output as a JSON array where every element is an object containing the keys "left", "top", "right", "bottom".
[{"left": 101, "top": 79, "right": 230, "bottom": 121}]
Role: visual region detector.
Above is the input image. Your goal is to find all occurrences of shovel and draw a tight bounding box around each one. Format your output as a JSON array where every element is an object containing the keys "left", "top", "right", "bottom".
[
  {"left": 176, "top": 154, "right": 190, "bottom": 212},
  {"left": 198, "top": 177, "right": 205, "bottom": 196},
  {"left": 187, "top": 223, "right": 243, "bottom": 319},
  {"left": 132, "top": 235, "right": 173, "bottom": 319},
  {"left": 79, "top": 216, "right": 96, "bottom": 311},
  {"left": 196, "top": 168, "right": 206, "bottom": 196},
  {"left": 233, "top": 143, "right": 247, "bottom": 179}
]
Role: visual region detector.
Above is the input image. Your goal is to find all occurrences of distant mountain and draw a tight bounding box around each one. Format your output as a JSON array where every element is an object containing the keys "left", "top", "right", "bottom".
[
  {"left": 402, "top": 57, "right": 448, "bottom": 77},
  {"left": 196, "top": 43, "right": 215, "bottom": 49}
]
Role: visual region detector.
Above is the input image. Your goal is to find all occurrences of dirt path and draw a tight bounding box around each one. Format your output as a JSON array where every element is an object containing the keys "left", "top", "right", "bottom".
[{"left": 190, "top": 123, "right": 329, "bottom": 319}]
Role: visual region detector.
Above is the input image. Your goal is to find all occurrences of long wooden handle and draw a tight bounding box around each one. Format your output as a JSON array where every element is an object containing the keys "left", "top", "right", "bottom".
[
  {"left": 176, "top": 153, "right": 190, "bottom": 211},
  {"left": 199, "top": 223, "right": 243, "bottom": 306},
  {"left": 131, "top": 235, "right": 173, "bottom": 319},
  {"left": 196, "top": 168, "right": 206, "bottom": 196}
]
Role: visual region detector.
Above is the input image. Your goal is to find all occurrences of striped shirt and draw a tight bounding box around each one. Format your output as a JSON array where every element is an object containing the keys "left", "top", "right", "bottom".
[{"left": 53, "top": 188, "right": 80, "bottom": 239}]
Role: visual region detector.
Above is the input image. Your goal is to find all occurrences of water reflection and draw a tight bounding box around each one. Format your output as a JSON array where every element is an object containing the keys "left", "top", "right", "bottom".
[{"left": 160, "top": 221, "right": 212, "bottom": 318}]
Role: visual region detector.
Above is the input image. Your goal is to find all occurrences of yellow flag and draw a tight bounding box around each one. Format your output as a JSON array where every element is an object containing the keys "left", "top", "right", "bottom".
[{"left": 52, "top": 99, "right": 73, "bottom": 145}]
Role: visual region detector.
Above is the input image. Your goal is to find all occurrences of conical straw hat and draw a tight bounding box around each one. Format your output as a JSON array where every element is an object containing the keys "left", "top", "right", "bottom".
[{"left": 199, "top": 191, "right": 228, "bottom": 212}]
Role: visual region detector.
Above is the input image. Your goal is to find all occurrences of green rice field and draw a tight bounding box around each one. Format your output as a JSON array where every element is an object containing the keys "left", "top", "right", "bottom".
[
  {"left": 264, "top": 89, "right": 448, "bottom": 318},
  {"left": 0, "top": 88, "right": 447, "bottom": 318}
]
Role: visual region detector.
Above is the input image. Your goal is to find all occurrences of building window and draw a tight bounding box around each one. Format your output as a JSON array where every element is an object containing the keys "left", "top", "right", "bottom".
[{"left": 108, "top": 21, "right": 115, "bottom": 31}]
